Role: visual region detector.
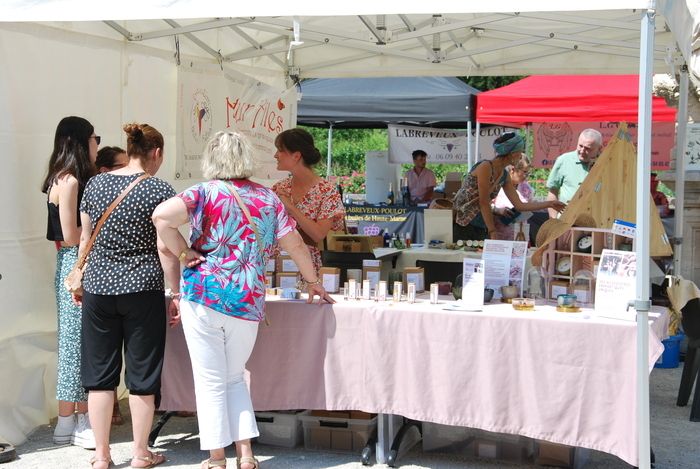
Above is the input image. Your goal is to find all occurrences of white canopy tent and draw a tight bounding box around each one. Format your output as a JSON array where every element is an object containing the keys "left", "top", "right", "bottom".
[{"left": 1, "top": 3, "right": 697, "bottom": 468}]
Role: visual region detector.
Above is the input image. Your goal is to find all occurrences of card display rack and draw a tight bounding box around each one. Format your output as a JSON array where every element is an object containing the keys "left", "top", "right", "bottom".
[{"left": 541, "top": 227, "right": 634, "bottom": 299}]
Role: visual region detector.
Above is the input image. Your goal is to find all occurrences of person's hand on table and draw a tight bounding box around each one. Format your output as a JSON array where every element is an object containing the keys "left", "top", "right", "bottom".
[{"left": 307, "top": 283, "right": 335, "bottom": 304}]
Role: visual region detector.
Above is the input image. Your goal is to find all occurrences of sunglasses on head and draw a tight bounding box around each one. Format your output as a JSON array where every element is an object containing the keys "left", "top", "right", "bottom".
[{"left": 90, "top": 135, "right": 101, "bottom": 145}]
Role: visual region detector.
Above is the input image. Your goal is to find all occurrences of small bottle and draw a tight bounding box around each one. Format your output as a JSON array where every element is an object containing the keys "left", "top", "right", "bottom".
[
  {"left": 387, "top": 183, "right": 395, "bottom": 205},
  {"left": 391, "top": 232, "right": 397, "bottom": 248},
  {"left": 405, "top": 232, "right": 412, "bottom": 248},
  {"left": 383, "top": 230, "right": 392, "bottom": 248}
]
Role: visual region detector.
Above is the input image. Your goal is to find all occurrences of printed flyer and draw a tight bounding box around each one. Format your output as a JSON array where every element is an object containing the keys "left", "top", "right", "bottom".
[{"left": 482, "top": 240, "right": 528, "bottom": 298}]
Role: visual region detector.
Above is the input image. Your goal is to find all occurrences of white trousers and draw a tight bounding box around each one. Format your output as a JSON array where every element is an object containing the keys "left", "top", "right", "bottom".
[{"left": 180, "top": 299, "right": 260, "bottom": 450}]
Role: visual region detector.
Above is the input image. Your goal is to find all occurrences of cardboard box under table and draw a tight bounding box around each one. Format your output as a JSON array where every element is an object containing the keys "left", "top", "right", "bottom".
[
  {"left": 319, "top": 267, "right": 340, "bottom": 293},
  {"left": 300, "top": 410, "right": 377, "bottom": 453}
]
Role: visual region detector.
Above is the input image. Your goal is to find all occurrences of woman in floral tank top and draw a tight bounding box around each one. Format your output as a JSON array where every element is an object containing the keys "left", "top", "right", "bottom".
[
  {"left": 153, "top": 131, "right": 333, "bottom": 469},
  {"left": 272, "top": 128, "right": 345, "bottom": 274},
  {"left": 453, "top": 132, "right": 565, "bottom": 241}
]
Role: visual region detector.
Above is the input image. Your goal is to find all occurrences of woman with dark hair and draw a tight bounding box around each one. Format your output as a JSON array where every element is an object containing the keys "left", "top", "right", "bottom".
[
  {"left": 42, "top": 115, "right": 98, "bottom": 450},
  {"left": 78, "top": 123, "right": 179, "bottom": 469},
  {"left": 453, "top": 132, "right": 566, "bottom": 240},
  {"left": 95, "top": 146, "right": 128, "bottom": 173},
  {"left": 272, "top": 128, "right": 345, "bottom": 273}
]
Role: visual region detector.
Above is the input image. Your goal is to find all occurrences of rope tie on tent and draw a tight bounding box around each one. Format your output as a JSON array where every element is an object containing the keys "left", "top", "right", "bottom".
[{"left": 174, "top": 35, "right": 180, "bottom": 66}]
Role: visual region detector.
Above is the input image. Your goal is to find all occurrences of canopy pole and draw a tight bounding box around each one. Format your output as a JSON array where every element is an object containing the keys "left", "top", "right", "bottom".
[
  {"left": 475, "top": 122, "right": 481, "bottom": 164},
  {"left": 673, "top": 66, "right": 689, "bottom": 275},
  {"left": 635, "top": 7, "right": 654, "bottom": 469},
  {"left": 326, "top": 124, "right": 334, "bottom": 179},
  {"left": 467, "top": 121, "right": 473, "bottom": 169}
]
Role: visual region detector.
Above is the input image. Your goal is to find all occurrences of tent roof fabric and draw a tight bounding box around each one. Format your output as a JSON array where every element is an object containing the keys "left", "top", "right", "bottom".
[
  {"left": 476, "top": 75, "right": 678, "bottom": 125},
  {"left": 297, "top": 76, "right": 479, "bottom": 128}
]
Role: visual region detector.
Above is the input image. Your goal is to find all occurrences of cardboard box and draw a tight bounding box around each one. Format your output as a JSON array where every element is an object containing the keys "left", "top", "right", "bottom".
[
  {"left": 362, "top": 259, "right": 382, "bottom": 268},
  {"left": 404, "top": 267, "right": 425, "bottom": 292},
  {"left": 327, "top": 234, "right": 382, "bottom": 253},
  {"left": 264, "top": 274, "right": 273, "bottom": 289},
  {"left": 266, "top": 259, "right": 276, "bottom": 273},
  {"left": 276, "top": 272, "right": 299, "bottom": 289},
  {"left": 319, "top": 267, "right": 340, "bottom": 293},
  {"left": 535, "top": 441, "right": 589, "bottom": 468},
  {"left": 444, "top": 172, "right": 463, "bottom": 199},
  {"left": 300, "top": 411, "right": 378, "bottom": 453},
  {"left": 276, "top": 255, "right": 300, "bottom": 273}
]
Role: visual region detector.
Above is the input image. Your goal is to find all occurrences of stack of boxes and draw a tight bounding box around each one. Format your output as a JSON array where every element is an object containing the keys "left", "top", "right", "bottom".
[{"left": 274, "top": 251, "right": 299, "bottom": 288}]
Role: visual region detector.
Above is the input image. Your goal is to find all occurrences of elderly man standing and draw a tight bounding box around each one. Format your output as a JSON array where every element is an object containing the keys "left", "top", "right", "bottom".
[
  {"left": 405, "top": 149, "right": 436, "bottom": 203},
  {"left": 546, "top": 129, "right": 602, "bottom": 218}
]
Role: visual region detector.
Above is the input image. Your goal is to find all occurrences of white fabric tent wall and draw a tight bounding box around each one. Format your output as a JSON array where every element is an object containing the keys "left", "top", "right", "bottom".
[{"left": 0, "top": 22, "right": 259, "bottom": 444}]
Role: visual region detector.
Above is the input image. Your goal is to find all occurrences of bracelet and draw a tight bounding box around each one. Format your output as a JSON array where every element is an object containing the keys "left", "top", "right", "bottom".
[
  {"left": 304, "top": 278, "right": 322, "bottom": 287},
  {"left": 178, "top": 248, "right": 188, "bottom": 262},
  {"left": 168, "top": 291, "right": 182, "bottom": 300}
]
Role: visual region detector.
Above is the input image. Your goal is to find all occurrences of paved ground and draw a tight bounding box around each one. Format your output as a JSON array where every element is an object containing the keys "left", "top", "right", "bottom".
[{"left": 2, "top": 366, "right": 699, "bottom": 468}]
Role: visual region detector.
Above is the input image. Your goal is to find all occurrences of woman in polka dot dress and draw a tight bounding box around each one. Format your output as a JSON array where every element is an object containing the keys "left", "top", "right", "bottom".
[
  {"left": 42, "top": 116, "right": 98, "bottom": 449},
  {"left": 77, "top": 123, "right": 180, "bottom": 469}
]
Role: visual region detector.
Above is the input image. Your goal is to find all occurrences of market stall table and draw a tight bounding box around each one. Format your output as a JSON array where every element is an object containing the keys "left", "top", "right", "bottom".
[{"left": 159, "top": 296, "right": 667, "bottom": 467}]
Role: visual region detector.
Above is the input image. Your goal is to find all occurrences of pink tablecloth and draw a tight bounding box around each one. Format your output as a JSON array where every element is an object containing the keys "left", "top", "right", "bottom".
[{"left": 160, "top": 298, "right": 667, "bottom": 467}]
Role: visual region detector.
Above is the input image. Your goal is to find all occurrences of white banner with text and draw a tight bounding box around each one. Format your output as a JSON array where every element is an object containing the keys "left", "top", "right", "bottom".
[
  {"left": 177, "top": 66, "right": 297, "bottom": 180},
  {"left": 388, "top": 124, "right": 515, "bottom": 164}
]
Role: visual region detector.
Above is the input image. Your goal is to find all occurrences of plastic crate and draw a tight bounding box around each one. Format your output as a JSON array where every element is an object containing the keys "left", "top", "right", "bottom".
[
  {"left": 254, "top": 411, "right": 303, "bottom": 448},
  {"left": 422, "top": 422, "right": 535, "bottom": 464},
  {"left": 299, "top": 411, "right": 377, "bottom": 452}
]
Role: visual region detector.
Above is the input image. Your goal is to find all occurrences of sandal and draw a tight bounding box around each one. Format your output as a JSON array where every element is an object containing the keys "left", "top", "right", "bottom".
[
  {"left": 0, "top": 443, "right": 17, "bottom": 463},
  {"left": 236, "top": 456, "right": 259, "bottom": 469},
  {"left": 202, "top": 458, "right": 227, "bottom": 468},
  {"left": 130, "top": 452, "right": 166, "bottom": 468},
  {"left": 89, "top": 456, "right": 112, "bottom": 468}
]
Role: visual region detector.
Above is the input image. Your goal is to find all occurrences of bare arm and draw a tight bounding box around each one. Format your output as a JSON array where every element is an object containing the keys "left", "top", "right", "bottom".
[
  {"left": 278, "top": 195, "right": 334, "bottom": 243},
  {"left": 503, "top": 183, "right": 566, "bottom": 215},
  {"left": 152, "top": 197, "right": 205, "bottom": 275},
  {"left": 58, "top": 176, "right": 81, "bottom": 245},
  {"left": 424, "top": 186, "right": 435, "bottom": 202},
  {"left": 278, "top": 230, "right": 334, "bottom": 303},
  {"left": 546, "top": 188, "right": 560, "bottom": 218},
  {"left": 474, "top": 163, "right": 499, "bottom": 237}
]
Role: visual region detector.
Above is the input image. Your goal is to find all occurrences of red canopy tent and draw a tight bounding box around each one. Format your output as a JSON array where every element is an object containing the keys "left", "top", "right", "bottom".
[
  {"left": 475, "top": 75, "right": 677, "bottom": 169},
  {"left": 476, "top": 75, "right": 677, "bottom": 125}
]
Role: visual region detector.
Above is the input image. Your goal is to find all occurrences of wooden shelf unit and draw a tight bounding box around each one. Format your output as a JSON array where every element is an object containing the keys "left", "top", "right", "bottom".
[{"left": 542, "top": 227, "right": 634, "bottom": 301}]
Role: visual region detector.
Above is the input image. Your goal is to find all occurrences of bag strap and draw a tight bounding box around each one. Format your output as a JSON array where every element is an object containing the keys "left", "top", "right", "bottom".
[
  {"left": 227, "top": 181, "right": 264, "bottom": 259},
  {"left": 76, "top": 173, "right": 150, "bottom": 269}
]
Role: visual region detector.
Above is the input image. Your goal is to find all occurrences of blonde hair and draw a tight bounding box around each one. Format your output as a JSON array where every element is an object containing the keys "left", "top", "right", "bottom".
[{"left": 201, "top": 131, "right": 254, "bottom": 179}]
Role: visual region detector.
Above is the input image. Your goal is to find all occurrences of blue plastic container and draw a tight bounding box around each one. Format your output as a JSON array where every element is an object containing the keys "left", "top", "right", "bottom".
[{"left": 655, "top": 334, "right": 684, "bottom": 369}]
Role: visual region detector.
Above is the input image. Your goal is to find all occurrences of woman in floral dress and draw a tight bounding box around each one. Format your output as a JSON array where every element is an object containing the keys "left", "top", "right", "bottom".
[
  {"left": 152, "top": 130, "right": 333, "bottom": 469},
  {"left": 272, "top": 128, "right": 345, "bottom": 274}
]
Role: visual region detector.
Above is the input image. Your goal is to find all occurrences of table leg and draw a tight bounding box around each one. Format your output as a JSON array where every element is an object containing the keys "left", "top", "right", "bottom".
[{"left": 376, "top": 414, "right": 402, "bottom": 464}]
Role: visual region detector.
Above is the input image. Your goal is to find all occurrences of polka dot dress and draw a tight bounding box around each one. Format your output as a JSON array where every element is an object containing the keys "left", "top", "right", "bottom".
[{"left": 79, "top": 173, "right": 176, "bottom": 295}]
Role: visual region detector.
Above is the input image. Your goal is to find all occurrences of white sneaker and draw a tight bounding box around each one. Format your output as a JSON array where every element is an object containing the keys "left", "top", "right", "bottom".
[
  {"left": 53, "top": 414, "right": 76, "bottom": 445},
  {"left": 71, "top": 412, "right": 96, "bottom": 450}
]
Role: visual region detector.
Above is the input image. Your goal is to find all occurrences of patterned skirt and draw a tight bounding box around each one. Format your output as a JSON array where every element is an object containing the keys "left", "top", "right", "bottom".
[{"left": 54, "top": 247, "right": 86, "bottom": 402}]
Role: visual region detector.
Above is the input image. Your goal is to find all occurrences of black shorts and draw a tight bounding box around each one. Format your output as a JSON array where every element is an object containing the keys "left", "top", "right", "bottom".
[{"left": 81, "top": 290, "right": 166, "bottom": 396}]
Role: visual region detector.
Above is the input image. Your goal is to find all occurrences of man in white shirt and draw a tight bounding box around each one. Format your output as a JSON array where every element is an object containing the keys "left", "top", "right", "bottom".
[{"left": 405, "top": 149, "right": 436, "bottom": 203}]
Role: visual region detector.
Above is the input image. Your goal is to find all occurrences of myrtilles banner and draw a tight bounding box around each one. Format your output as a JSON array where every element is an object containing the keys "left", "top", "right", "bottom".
[{"left": 177, "top": 66, "right": 297, "bottom": 180}]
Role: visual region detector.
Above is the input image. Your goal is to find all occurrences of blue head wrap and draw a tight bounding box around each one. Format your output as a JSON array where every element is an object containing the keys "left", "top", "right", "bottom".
[{"left": 493, "top": 132, "right": 525, "bottom": 156}]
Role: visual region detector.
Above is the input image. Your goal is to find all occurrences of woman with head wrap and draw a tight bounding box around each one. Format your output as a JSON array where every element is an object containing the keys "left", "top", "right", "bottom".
[{"left": 453, "top": 132, "right": 566, "bottom": 241}]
